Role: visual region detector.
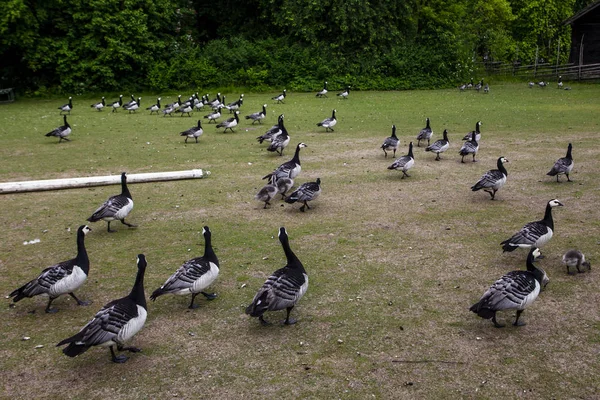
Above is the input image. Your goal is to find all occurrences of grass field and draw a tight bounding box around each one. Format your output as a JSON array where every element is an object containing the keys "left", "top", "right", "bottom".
[{"left": 1, "top": 83, "right": 599, "bottom": 399}]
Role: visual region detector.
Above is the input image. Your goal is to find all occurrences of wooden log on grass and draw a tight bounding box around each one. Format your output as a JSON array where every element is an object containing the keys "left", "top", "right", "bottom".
[{"left": 0, "top": 169, "right": 210, "bottom": 194}]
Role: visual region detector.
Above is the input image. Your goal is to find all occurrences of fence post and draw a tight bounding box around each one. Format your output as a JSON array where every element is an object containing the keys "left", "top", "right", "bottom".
[
  {"left": 556, "top": 37, "right": 561, "bottom": 77},
  {"left": 534, "top": 46, "right": 539, "bottom": 78},
  {"left": 578, "top": 34, "right": 585, "bottom": 81}
]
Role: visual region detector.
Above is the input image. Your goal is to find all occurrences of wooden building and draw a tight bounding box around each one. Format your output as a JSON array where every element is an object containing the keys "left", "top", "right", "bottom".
[{"left": 564, "top": 0, "right": 600, "bottom": 65}]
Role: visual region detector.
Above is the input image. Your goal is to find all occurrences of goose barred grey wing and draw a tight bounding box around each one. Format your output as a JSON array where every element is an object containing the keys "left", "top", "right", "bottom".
[
  {"left": 286, "top": 181, "right": 321, "bottom": 203},
  {"left": 501, "top": 221, "right": 551, "bottom": 249},
  {"left": 151, "top": 259, "right": 212, "bottom": 296},
  {"left": 12, "top": 261, "right": 73, "bottom": 298},
  {"left": 88, "top": 195, "right": 130, "bottom": 221},
  {"left": 548, "top": 157, "right": 572, "bottom": 175},
  {"left": 245, "top": 268, "right": 308, "bottom": 316},
  {"left": 389, "top": 155, "right": 411, "bottom": 169},
  {"left": 472, "top": 271, "right": 537, "bottom": 312},
  {"left": 459, "top": 141, "right": 478, "bottom": 155},
  {"left": 472, "top": 170, "right": 505, "bottom": 190}
]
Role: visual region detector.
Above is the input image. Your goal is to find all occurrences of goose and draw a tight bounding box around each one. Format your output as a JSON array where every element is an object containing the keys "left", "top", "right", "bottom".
[
  {"left": 245, "top": 227, "right": 308, "bottom": 325},
  {"left": 167, "top": 95, "right": 183, "bottom": 108},
  {"left": 146, "top": 97, "right": 161, "bottom": 115},
  {"left": 216, "top": 110, "right": 239, "bottom": 132},
  {"left": 483, "top": 83, "right": 490, "bottom": 93},
  {"left": 246, "top": 104, "right": 267, "bottom": 124},
  {"left": 425, "top": 129, "right": 450, "bottom": 161},
  {"left": 180, "top": 120, "right": 203, "bottom": 143},
  {"left": 90, "top": 97, "right": 105, "bottom": 111},
  {"left": 467, "top": 78, "right": 474, "bottom": 89},
  {"left": 470, "top": 247, "right": 549, "bottom": 328},
  {"left": 471, "top": 157, "right": 508, "bottom": 200},
  {"left": 204, "top": 109, "right": 221, "bottom": 123},
  {"left": 225, "top": 95, "right": 244, "bottom": 113},
  {"left": 462, "top": 121, "right": 482, "bottom": 141},
  {"left": 8, "top": 225, "right": 92, "bottom": 313},
  {"left": 276, "top": 176, "right": 294, "bottom": 200},
  {"left": 174, "top": 103, "right": 193, "bottom": 117},
  {"left": 162, "top": 105, "right": 176, "bottom": 117},
  {"left": 381, "top": 125, "right": 400, "bottom": 158},
  {"left": 124, "top": 97, "right": 141, "bottom": 113},
  {"left": 316, "top": 81, "right": 328, "bottom": 97},
  {"left": 87, "top": 172, "right": 136, "bottom": 233},
  {"left": 459, "top": 84, "right": 466, "bottom": 91},
  {"left": 255, "top": 175, "right": 279, "bottom": 209},
  {"left": 207, "top": 93, "right": 221, "bottom": 108},
  {"left": 337, "top": 85, "right": 350, "bottom": 99},
  {"left": 538, "top": 81, "right": 548, "bottom": 88},
  {"left": 267, "top": 142, "right": 307, "bottom": 181},
  {"left": 272, "top": 89, "right": 286, "bottom": 104},
  {"left": 528, "top": 81, "right": 535, "bottom": 88},
  {"left": 150, "top": 227, "right": 219, "bottom": 308},
  {"left": 416, "top": 117, "right": 432, "bottom": 147},
  {"left": 557, "top": 76, "right": 563, "bottom": 89},
  {"left": 562, "top": 250, "right": 591, "bottom": 274},
  {"left": 194, "top": 99, "right": 205, "bottom": 111},
  {"left": 458, "top": 130, "right": 479, "bottom": 163},
  {"left": 257, "top": 114, "right": 283, "bottom": 143},
  {"left": 285, "top": 178, "right": 321, "bottom": 212},
  {"left": 111, "top": 95, "right": 123, "bottom": 112},
  {"left": 124, "top": 95, "right": 137, "bottom": 108},
  {"left": 387, "top": 141, "right": 415, "bottom": 179},
  {"left": 474, "top": 79, "right": 483, "bottom": 92},
  {"left": 267, "top": 123, "right": 290, "bottom": 156},
  {"left": 45, "top": 115, "right": 72, "bottom": 143},
  {"left": 57, "top": 254, "right": 147, "bottom": 363},
  {"left": 59, "top": 97, "right": 73, "bottom": 114},
  {"left": 501, "top": 199, "right": 563, "bottom": 252},
  {"left": 317, "top": 109, "right": 337, "bottom": 132},
  {"left": 547, "top": 143, "right": 573, "bottom": 182}
]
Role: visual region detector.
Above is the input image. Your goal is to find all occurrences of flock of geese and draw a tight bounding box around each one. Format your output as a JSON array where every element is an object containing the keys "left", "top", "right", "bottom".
[{"left": 17, "top": 83, "right": 590, "bottom": 363}]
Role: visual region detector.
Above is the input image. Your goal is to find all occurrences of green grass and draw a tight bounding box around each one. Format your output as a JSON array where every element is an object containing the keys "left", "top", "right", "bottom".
[{"left": 1, "top": 83, "right": 599, "bottom": 399}]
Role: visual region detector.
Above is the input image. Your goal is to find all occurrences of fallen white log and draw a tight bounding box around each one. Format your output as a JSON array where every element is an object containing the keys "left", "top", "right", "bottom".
[{"left": 0, "top": 169, "right": 211, "bottom": 194}]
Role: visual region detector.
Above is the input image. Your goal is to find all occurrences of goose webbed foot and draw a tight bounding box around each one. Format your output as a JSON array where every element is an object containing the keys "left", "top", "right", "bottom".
[
  {"left": 284, "top": 307, "right": 297, "bottom": 325},
  {"left": 201, "top": 291, "right": 217, "bottom": 300},
  {"left": 121, "top": 220, "right": 137, "bottom": 228},
  {"left": 69, "top": 293, "right": 91, "bottom": 306},
  {"left": 110, "top": 346, "right": 129, "bottom": 363},
  {"left": 188, "top": 293, "right": 200, "bottom": 309},
  {"left": 45, "top": 299, "right": 58, "bottom": 313},
  {"left": 513, "top": 310, "right": 526, "bottom": 326}
]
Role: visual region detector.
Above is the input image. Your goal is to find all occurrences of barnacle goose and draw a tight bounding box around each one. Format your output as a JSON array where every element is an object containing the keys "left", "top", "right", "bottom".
[
  {"left": 562, "top": 250, "right": 591, "bottom": 274},
  {"left": 180, "top": 120, "right": 203, "bottom": 143},
  {"left": 111, "top": 95, "right": 123, "bottom": 112},
  {"left": 204, "top": 109, "right": 221, "bottom": 123},
  {"left": 162, "top": 105, "right": 176, "bottom": 117},
  {"left": 458, "top": 130, "right": 479, "bottom": 163},
  {"left": 381, "top": 125, "right": 399, "bottom": 158},
  {"left": 124, "top": 97, "right": 141, "bottom": 113},
  {"left": 547, "top": 143, "right": 573, "bottom": 182},
  {"left": 175, "top": 103, "right": 193, "bottom": 117},
  {"left": 225, "top": 95, "right": 244, "bottom": 113},
  {"left": 483, "top": 83, "right": 490, "bottom": 93},
  {"left": 216, "top": 110, "right": 239, "bottom": 132},
  {"left": 557, "top": 76, "right": 563, "bottom": 89},
  {"left": 257, "top": 114, "right": 283, "bottom": 143},
  {"left": 272, "top": 89, "right": 287, "bottom": 104},
  {"left": 267, "top": 142, "right": 307, "bottom": 181},
  {"left": 387, "top": 141, "right": 415, "bottom": 178},
  {"left": 87, "top": 172, "right": 136, "bottom": 233},
  {"left": 462, "top": 121, "right": 482, "bottom": 141},
  {"left": 246, "top": 104, "right": 267, "bottom": 124},
  {"left": 317, "top": 109, "right": 337, "bottom": 132},
  {"left": 470, "top": 247, "right": 549, "bottom": 328},
  {"left": 57, "top": 254, "right": 147, "bottom": 363},
  {"left": 167, "top": 95, "right": 183, "bottom": 108},
  {"left": 150, "top": 227, "right": 219, "bottom": 308},
  {"left": 316, "top": 81, "right": 328, "bottom": 97},
  {"left": 459, "top": 83, "right": 467, "bottom": 91},
  {"left": 416, "top": 117, "right": 432, "bottom": 147},
  {"left": 285, "top": 178, "right": 321, "bottom": 212},
  {"left": 9, "top": 225, "right": 92, "bottom": 313},
  {"left": 467, "top": 78, "right": 474, "bottom": 89},
  {"left": 474, "top": 79, "right": 483, "bottom": 92},
  {"left": 146, "top": 97, "right": 161, "bottom": 115},
  {"left": 59, "top": 97, "right": 73, "bottom": 114},
  {"left": 538, "top": 81, "right": 548, "bottom": 88},
  {"left": 471, "top": 157, "right": 508, "bottom": 200},
  {"left": 45, "top": 115, "right": 72, "bottom": 143},
  {"left": 267, "top": 121, "right": 290, "bottom": 156},
  {"left": 207, "top": 93, "right": 221, "bottom": 108},
  {"left": 124, "top": 95, "right": 137, "bottom": 108},
  {"left": 528, "top": 81, "right": 535, "bottom": 88},
  {"left": 337, "top": 85, "right": 350, "bottom": 99},
  {"left": 245, "top": 227, "right": 308, "bottom": 325},
  {"left": 425, "top": 129, "right": 450, "bottom": 160},
  {"left": 90, "top": 97, "right": 105, "bottom": 111},
  {"left": 501, "top": 199, "right": 563, "bottom": 252},
  {"left": 276, "top": 176, "right": 294, "bottom": 199},
  {"left": 255, "top": 174, "right": 279, "bottom": 209}
]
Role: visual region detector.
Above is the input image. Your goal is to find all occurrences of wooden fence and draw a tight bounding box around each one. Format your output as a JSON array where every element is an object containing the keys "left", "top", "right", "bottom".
[{"left": 477, "top": 62, "right": 600, "bottom": 81}]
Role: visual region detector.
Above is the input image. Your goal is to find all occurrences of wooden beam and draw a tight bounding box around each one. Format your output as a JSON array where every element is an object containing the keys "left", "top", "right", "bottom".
[{"left": 0, "top": 169, "right": 210, "bottom": 194}]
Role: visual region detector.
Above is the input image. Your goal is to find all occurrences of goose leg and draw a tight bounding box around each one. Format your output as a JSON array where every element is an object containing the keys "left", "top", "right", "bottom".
[
  {"left": 107, "top": 221, "right": 116, "bottom": 233},
  {"left": 189, "top": 293, "right": 200, "bottom": 309},
  {"left": 284, "top": 306, "right": 297, "bottom": 325},
  {"left": 195, "top": 138, "right": 198, "bottom": 143},
  {"left": 461, "top": 155, "right": 465, "bottom": 163},
  {"left": 259, "top": 315, "right": 271, "bottom": 326},
  {"left": 263, "top": 201, "right": 269, "bottom": 209},
  {"left": 472, "top": 154, "right": 477, "bottom": 162},
  {"left": 45, "top": 298, "right": 59, "bottom": 313},
  {"left": 435, "top": 153, "right": 440, "bottom": 161},
  {"left": 120, "top": 219, "right": 137, "bottom": 228},
  {"left": 110, "top": 346, "right": 129, "bottom": 363},
  {"left": 566, "top": 174, "right": 571, "bottom": 182},
  {"left": 69, "top": 292, "right": 91, "bottom": 306},
  {"left": 201, "top": 291, "right": 217, "bottom": 300},
  {"left": 492, "top": 314, "right": 505, "bottom": 328},
  {"left": 513, "top": 310, "right": 526, "bottom": 326}
]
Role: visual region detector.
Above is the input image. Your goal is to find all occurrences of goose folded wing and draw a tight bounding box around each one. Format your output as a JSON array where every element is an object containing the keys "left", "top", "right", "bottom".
[
  {"left": 20, "top": 261, "right": 73, "bottom": 296},
  {"left": 477, "top": 170, "right": 504, "bottom": 187},
  {"left": 505, "top": 222, "right": 549, "bottom": 246},
  {"left": 264, "top": 269, "right": 307, "bottom": 309},
  {"left": 161, "top": 259, "right": 212, "bottom": 290},
  {"left": 76, "top": 300, "right": 139, "bottom": 346},
  {"left": 478, "top": 272, "right": 537, "bottom": 310},
  {"left": 390, "top": 155, "right": 410, "bottom": 169},
  {"left": 91, "top": 195, "right": 129, "bottom": 219}
]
